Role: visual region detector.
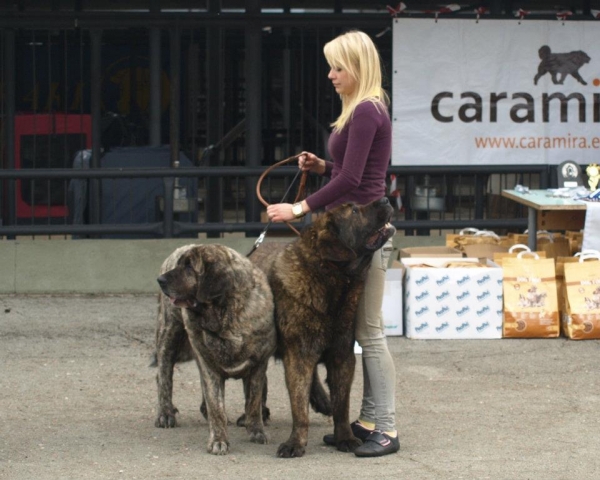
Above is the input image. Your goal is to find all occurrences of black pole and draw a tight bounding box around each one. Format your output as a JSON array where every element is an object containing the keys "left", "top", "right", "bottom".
[
  {"left": 169, "top": 27, "right": 180, "bottom": 167},
  {"left": 166, "top": 26, "right": 181, "bottom": 238},
  {"left": 163, "top": 177, "right": 174, "bottom": 238},
  {"left": 474, "top": 174, "right": 485, "bottom": 219},
  {"left": 245, "top": 0, "right": 262, "bottom": 236},
  {"left": 149, "top": 29, "right": 161, "bottom": 146},
  {"left": 149, "top": 0, "right": 161, "bottom": 146},
  {"left": 205, "top": 0, "right": 224, "bottom": 238},
  {"left": 89, "top": 29, "right": 102, "bottom": 228},
  {"left": 4, "top": 29, "right": 16, "bottom": 237}
]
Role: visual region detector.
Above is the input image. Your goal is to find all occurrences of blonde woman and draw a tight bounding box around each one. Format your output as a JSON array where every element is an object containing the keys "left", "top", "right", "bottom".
[{"left": 267, "top": 30, "right": 398, "bottom": 458}]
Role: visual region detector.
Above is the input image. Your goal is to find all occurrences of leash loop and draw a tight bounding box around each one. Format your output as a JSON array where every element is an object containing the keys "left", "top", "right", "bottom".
[
  {"left": 247, "top": 154, "right": 308, "bottom": 256},
  {"left": 255, "top": 154, "right": 308, "bottom": 236}
]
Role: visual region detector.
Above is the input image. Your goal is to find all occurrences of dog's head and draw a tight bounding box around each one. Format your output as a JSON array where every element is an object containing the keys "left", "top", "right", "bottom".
[
  {"left": 538, "top": 45, "right": 551, "bottom": 59},
  {"left": 572, "top": 50, "right": 591, "bottom": 66},
  {"left": 308, "top": 197, "right": 396, "bottom": 262},
  {"left": 157, "top": 245, "right": 255, "bottom": 310}
]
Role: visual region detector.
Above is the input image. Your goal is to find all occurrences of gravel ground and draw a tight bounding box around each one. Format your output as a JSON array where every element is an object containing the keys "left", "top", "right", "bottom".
[{"left": 1, "top": 294, "right": 599, "bottom": 480}]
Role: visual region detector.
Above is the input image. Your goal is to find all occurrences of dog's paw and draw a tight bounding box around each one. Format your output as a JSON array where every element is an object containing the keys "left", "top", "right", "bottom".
[
  {"left": 336, "top": 437, "right": 362, "bottom": 453},
  {"left": 249, "top": 430, "right": 269, "bottom": 445},
  {"left": 155, "top": 407, "right": 178, "bottom": 428},
  {"left": 276, "top": 442, "right": 305, "bottom": 458},
  {"left": 207, "top": 440, "right": 230, "bottom": 455}
]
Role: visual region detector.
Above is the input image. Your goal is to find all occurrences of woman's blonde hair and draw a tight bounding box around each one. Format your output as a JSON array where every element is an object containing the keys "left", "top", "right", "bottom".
[{"left": 324, "top": 30, "right": 389, "bottom": 131}]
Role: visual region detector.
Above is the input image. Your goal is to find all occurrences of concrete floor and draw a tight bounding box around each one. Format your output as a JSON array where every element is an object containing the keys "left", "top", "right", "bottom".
[{"left": 1, "top": 294, "right": 599, "bottom": 480}]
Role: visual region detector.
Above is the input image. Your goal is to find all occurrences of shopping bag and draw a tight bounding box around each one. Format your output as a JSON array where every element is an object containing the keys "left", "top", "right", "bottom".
[
  {"left": 555, "top": 256, "right": 584, "bottom": 322},
  {"left": 453, "top": 230, "right": 501, "bottom": 252},
  {"left": 538, "top": 235, "right": 571, "bottom": 259},
  {"left": 502, "top": 252, "right": 560, "bottom": 338},
  {"left": 446, "top": 228, "right": 479, "bottom": 248},
  {"left": 509, "top": 231, "right": 568, "bottom": 258},
  {"left": 563, "top": 252, "right": 600, "bottom": 339},
  {"left": 566, "top": 231, "right": 583, "bottom": 255},
  {"left": 493, "top": 244, "right": 546, "bottom": 267}
]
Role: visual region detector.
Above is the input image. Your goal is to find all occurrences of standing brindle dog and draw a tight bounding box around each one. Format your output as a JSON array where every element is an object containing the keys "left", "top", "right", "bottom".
[
  {"left": 154, "top": 244, "right": 276, "bottom": 455},
  {"left": 251, "top": 197, "right": 395, "bottom": 457}
]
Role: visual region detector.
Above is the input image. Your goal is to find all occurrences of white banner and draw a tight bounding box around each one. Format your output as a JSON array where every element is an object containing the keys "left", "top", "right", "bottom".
[{"left": 392, "top": 18, "right": 600, "bottom": 165}]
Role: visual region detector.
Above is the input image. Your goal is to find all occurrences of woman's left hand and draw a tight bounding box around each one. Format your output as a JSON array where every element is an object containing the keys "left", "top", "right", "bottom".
[{"left": 266, "top": 203, "right": 295, "bottom": 222}]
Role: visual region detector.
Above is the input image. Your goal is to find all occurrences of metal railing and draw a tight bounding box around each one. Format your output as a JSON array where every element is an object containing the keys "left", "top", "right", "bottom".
[{"left": 0, "top": 164, "right": 550, "bottom": 239}]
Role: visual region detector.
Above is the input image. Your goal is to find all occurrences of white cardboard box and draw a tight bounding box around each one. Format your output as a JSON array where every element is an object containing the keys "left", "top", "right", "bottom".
[
  {"left": 403, "top": 257, "right": 503, "bottom": 339},
  {"left": 399, "top": 246, "right": 463, "bottom": 258},
  {"left": 382, "top": 266, "right": 404, "bottom": 336}
]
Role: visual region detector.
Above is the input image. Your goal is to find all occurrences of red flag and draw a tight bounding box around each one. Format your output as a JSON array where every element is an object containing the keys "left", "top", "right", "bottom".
[
  {"left": 386, "top": 2, "right": 406, "bottom": 17},
  {"left": 556, "top": 10, "right": 572, "bottom": 20},
  {"left": 389, "top": 174, "right": 402, "bottom": 210},
  {"left": 514, "top": 8, "right": 530, "bottom": 19}
]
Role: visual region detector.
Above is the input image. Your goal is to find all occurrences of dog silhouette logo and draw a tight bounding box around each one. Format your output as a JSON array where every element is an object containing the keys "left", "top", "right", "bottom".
[{"left": 533, "top": 45, "right": 591, "bottom": 86}]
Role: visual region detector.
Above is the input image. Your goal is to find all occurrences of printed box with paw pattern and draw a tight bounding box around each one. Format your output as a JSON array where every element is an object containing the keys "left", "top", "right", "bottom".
[{"left": 403, "top": 257, "right": 503, "bottom": 339}]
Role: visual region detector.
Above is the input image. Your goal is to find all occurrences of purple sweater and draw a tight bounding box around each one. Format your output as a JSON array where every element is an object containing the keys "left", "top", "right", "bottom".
[{"left": 305, "top": 101, "right": 392, "bottom": 211}]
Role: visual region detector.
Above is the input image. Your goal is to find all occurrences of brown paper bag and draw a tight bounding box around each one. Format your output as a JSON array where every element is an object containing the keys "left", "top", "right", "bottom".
[
  {"left": 446, "top": 228, "right": 479, "bottom": 248},
  {"left": 453, "top": 230, "right": 501, "bottom": 252},
  {"left": 498, "top": 235, "right": 516, "bottom": 248},
  {"left": 555, "top": 256, "right": 582, "bottom": 324},
  {"left": 462, "top": 243, "right": 508, "bottom": 260},
  {"left": 566, "top": 231, "right": 583, "bottom": 255},
  {"left": 508, "top": 233, "right": 531, "bottom": 245},
  {"left": 502, "top": 253, "right": 560, "bottom": 338},
  {"left": 493, "top": 244, "right": 546, "bottom": 267},
  {"left": 563, "top": 253, "right": 600, "bottom": 339},
  {"left": 509, "top": 231, "right": 565, "bottom": 257},
  {"left": 538, "top": 236, "right": 571, "bottom": 259}
]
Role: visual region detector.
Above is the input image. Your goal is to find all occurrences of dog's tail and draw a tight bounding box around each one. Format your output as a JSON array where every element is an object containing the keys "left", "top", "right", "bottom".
[
  {"left": 310, "top": 369, "right": 332, "bottom": 416},
  {"left": 538, "top": 45, "right": 551, "bottom": 59}
]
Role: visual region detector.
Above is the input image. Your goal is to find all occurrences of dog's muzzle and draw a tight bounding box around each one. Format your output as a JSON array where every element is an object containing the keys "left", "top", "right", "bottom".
[{"left": 157, "top": 275, "right": 199, "bottom": 309}]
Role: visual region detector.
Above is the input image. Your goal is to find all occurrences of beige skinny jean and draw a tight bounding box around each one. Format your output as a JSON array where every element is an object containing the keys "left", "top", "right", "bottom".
[{"left": 354, "top": 237, "right": 397, "bottom": 433}]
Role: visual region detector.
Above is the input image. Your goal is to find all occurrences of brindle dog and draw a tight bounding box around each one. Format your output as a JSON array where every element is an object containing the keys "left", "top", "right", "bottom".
[
  {"left": 251, "top": 197, "right": 396, "bottom": 458},
  {"left": 154, "top": 244, "right": 276, "bottom": 455}
]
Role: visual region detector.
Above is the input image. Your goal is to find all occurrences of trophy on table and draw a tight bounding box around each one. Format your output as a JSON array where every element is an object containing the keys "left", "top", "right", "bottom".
[
  {"left": 557, "top": 160, "right": 584, "bottom": 188},
  {"left": 586, "top": 163, "right": 600, "bottom": 191}
]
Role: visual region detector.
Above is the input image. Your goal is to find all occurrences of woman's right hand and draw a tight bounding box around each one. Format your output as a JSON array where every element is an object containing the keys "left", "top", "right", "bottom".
[{"left": 298, "top": 151, "right": 326, "bottom": 175}]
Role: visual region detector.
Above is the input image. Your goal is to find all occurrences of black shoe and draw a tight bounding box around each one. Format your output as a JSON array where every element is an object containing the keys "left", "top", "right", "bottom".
[
  {"left": 354, "top": 431, "right": 400, "bottom": 457},
  {"left": 322, "top": 420, "right": 374, "bottom": 446}
]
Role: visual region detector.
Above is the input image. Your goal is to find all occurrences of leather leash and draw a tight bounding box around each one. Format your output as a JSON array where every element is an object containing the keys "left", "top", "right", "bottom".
[{"left": 247, "top": 154, "right": 308, "bottom": 256}]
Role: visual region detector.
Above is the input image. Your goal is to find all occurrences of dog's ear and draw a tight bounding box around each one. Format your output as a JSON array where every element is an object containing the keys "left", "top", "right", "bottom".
[
  {"left": 309, "top": 204, "right": 359, "bottom": 262},
  {"left": 198, "top": 248, "right": 255, "bottom": 301},
  {"left": 182, "top": 249, "right": 205, "bottom": 276}
]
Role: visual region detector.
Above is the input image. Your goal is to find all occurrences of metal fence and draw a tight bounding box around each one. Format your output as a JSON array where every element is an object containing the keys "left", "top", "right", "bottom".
[
  {"left": 0, "top": 5, "right": 577, "bottom": 239},
  {"left": 0, "top": 163, "right": 549, "bottom": 239}
]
